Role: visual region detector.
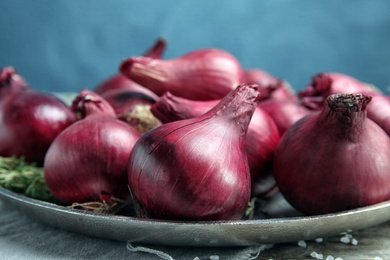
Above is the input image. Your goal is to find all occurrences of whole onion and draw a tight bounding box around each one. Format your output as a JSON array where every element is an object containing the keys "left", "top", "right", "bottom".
[
  {"left": 94, "top": 38, "right": 166, "bottom": 98},
  {"left": 273, "top": 93, "right": 390, "bottom": 215},
  {"left": 128, "top": 84, "right": 261, "bottom": 221},
  {"left": 150, "top": 91, "right": 281, "bottom": 197},
  {"left": 100, "top": 89, "right": 161, "bottom": 134},
  {"left": 0, "top": 67, "right": 76, "bottom": 165},
  {"left": 244, "top": 69, "right": 294, "bottom": 101},
  {"left": 44, "top": 90, "right": 141, "bottom": 207},
  {"left": 258, "top": 96, "right": 314, "bottom": 136},
  {"left": 120, "top": 48, "right": 244, "bottom": 100},
  {"left": 298, "top": 72, "right": 379, "bottom": 109}
]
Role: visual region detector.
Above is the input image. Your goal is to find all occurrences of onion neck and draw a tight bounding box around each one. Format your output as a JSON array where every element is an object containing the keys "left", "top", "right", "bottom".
[
  {"left": 206, "top": 84, "right": 260, "bottom": 132},
  {"left": 143, "top": 38, "right": 166, "bottom": 59},
  {"left": 318, "top": 93, "right": 372, "bottom": 143},
  {"left": 72, "top": 90, "right": 116, "bottom": 119}
]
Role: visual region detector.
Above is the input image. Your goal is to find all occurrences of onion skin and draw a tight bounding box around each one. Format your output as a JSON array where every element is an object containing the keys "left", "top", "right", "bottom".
[
  {"left": 258, "top": 96, "right": 314, "bottom": 136},
  {"left": 0, "top": 67, "right": 76, "bottom": 165},
  {"left": 0, "top": 67, "right": 29, "bottom": 95},
  {"left": 120, "top": 48, "right": 244, "bottom": 100},
  {"left": 362, "top": 92, "right": 390, "bottom": 136},
  {"left": 151, "top": 92, "right": 281, "bottom": 197},
  {"left": 244, "top": 69, "right": 294, "bottom": 101},
  {"left": 298, "top": 72, "right": 379, "bottom": 109},
  {"left": 44, "top": 90, "right": 140, "bottom": 205},
  {"left": 128, "top": 84, "right": 260, "bottom": 221},
  {"left": 94, "top": 38, "right": 166, "bottom": 98},
  {"left": 273, "top": 93, "right": 390, "bottom": 215},
  {"left": 100, "top": 89, "right": 161, "bottom": 134}
]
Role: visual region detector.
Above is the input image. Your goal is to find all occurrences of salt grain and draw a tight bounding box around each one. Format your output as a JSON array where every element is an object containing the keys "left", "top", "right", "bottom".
[
  {"left": 326, "top": 256, "right": 334, "bottom": 260},
  {"left": 374, "top": 257, "right": 383, "bottom": 260},
  {"left": 210, "top": 255, "right": 219, "bottom": 260},
  {"left": 340, "top": 235, "right": 351, "bottom": 244},
  {"left": 310, "top": 252, "right": 324, "bottom": 259},
  {"left": 315, "top": 238, "right": 324, "bottom": 243},
  {"left": 298, "top": 240, "right": 307, "bottom": 247},
  {"left": 335, "top": 258, "right": 343, "bottom": 260},
  {"left": 194, "top": 258, "right": 200, "bottom": 260},
  {"left": 351, "top": 238, "right": 358, "bottom": 246}
]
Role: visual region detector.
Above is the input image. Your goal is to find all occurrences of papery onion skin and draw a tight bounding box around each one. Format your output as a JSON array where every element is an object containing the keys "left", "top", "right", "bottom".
[
  {"left": 94, "top": 38, "right": 166, "bottom": 98},
  {"left": 101, "top": 89, "right": 161, "bottom": 134},
  {"left": 0, "top": 67, "right": 76, "bottom": 165},
  {"left": 44, "top": 90, "right": 140, "bottom": 205},
  {"left": 298, "top": 72, "right": 379, "bottom": 109},
  {"left": 151, "top": 92, "right": 281, "bottom": 197},
  {"left": 244, "top": 69, "right": 294, "bottom": 101},
  {"left": 120, "top": 48, "right": 244, "bottom": 100},
  {"left": 128, "top": 84, "right": 260, "bottom": 221},
  {"left": 273, "top": 93, "right": 390, "bottom": 215},
  {"left": 258, "top": 96, "right": 313, "bottom": 136}
]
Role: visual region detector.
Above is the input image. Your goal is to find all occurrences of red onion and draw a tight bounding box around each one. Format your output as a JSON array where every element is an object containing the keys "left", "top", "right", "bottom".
[
  {"left": 244, "top": 69, "right": 294, "bottom": 101},
  {"left": 273, "top": 93, "right": 390, "bottom": 215},
  {"left": 44, "top": 90, "right": 141, "bottom": 206},
  {"left": 94, "top": 38, "right": 166, "bottom": 98},
  {"left": 0, "top": 67, "right": 76, "bottom": 165},
  {"left": 0, "top": 67, "right": 29, "bottom": 94},
  {"left": 128, "top": 84, "right": 261, "bottom": 221},
  {"left": 258, "top": 96, "right": 314, "bottom": 136},
  {"left": 151, "top": 92, "right": 280, "bottom": 197},
  {"left": 100, "top": 89, "right": 161, "bottom": 134},
  {"left": 359, "top": 92, "right": 390, "bottom": 136},
  {"left": 298, "top": 72, "right": 379, "bottom": 109},
  {"left": 120, "top": 48, "right": 244, "bottom": 100}
]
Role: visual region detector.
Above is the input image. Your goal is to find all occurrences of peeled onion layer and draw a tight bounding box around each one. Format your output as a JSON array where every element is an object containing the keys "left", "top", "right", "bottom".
[
  {"left": 128, "top": 84, "right": 261, "bottom": 221},
  {"left": 273, "top": 93, "right": 390, "bottom": 215}
]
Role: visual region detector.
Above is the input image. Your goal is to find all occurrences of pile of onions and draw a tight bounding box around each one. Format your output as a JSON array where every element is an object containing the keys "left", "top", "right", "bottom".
[
  {"left": 94, "top": 38, "right": 166, "bottom": 99},
  {"left": 150, "top": 91, "right": 280, "bottom": 197},
  {"left": 128, "top": 84, "right": 260, "bottom": 221},
  {"left": 44, "top": 90, "right": 141, "bottom": 207},
  {"left": 120, "top": 48, "right": 244, "bottom": 100},
  {"left": 0, "top": 67, "right": 76, "bottom": 165},
  {"left": 273, "top": 93, "right": 390, "bottom": 215}
]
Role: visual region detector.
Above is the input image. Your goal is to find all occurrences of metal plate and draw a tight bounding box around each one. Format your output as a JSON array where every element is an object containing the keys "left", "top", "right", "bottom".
[{"left": 1, "top": 186, "right": 390, "bottom": 247}]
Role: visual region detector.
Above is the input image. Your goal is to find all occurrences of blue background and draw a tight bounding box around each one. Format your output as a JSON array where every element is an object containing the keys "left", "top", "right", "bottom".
[{"left": 1, "top": 0, "right": 389, "bottom": 93}]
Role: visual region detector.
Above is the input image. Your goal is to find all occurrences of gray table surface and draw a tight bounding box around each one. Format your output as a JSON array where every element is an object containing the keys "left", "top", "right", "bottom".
[{"left": 1, "top": 200, "right": 390, "bottom": 260}]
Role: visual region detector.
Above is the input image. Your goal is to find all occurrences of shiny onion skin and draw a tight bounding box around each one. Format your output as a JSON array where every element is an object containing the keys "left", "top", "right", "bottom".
[
  {"left": 128, "top": 84, "right": 260, "bottom": 221},
  {"left": 273, "top": 93, "right": 390, "bottom": 215},
  {"left": 94, "top": 38, "right": 166, "bottom": 98},
  {"left": 0, "top": 67, "right": 76, "bottom": 165},
  {"left": 44, "top": 90, "right": 141, "bottom": 206},
  {"left": 100, "top": 89, "right": 161, "bottom": 134},
  {"left": 258, "top": 96, "right": 314, "bottom": 136},
  {"left": 0, "top": 67, "right": 29, "bottom": 94},
  {"left": 298, "top": 72, "right": 379, "bottom": 109},
  {"left": 150, "top": 92, "right": 281, "bottom": 197},
  {"left": 244, "top": 69, "right": 294, "bottom": 101},
  {"left": 362, "top": 92, "right": 390, "bottom": 136},
  {"left": 120, "top": 48, "right": 244, "bottom": 100}
]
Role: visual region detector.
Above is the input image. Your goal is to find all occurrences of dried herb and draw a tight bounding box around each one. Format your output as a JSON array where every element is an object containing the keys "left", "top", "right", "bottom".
[{"left": 0, "top": 156, "right": 56, "bottom": 202}]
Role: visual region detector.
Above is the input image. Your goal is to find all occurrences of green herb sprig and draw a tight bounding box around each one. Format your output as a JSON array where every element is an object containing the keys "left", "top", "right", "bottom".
[{"left": 0, "top": 156, "right": 56, "bottom": 202}]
